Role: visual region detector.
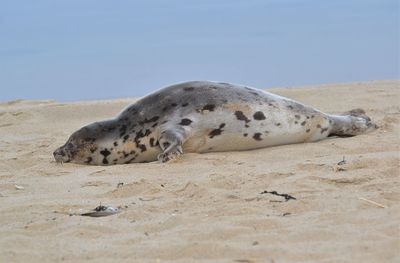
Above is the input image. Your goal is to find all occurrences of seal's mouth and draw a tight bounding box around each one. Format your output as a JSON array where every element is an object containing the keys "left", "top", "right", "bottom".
[{"left": 53, "top": 147, "right": 71, "bottom": 163}]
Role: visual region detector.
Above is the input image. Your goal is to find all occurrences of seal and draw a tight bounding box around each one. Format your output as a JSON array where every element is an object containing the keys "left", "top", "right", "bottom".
[{"left": 53, "top": 81, "right": 377, "bottom": 165}]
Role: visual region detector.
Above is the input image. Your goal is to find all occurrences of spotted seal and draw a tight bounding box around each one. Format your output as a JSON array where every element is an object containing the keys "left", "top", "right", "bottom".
[{"left": 53, "top": 81, "right": 377, "bottom": 165}]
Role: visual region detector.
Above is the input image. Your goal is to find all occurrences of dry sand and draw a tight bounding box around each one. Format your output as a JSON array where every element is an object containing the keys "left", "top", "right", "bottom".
[{"left": 0, "top": 80, "right": 399, "bottom": 263}]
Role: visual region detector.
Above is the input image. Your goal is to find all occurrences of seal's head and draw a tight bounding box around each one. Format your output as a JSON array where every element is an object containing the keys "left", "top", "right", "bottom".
[{"left": 53, "top": 120, "right": 117, "bottom": 164}]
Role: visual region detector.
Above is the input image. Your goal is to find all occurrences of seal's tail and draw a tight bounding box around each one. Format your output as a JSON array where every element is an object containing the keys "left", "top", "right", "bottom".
[{"left": 328, "top": 108, "right": 377, "bottom": 137}]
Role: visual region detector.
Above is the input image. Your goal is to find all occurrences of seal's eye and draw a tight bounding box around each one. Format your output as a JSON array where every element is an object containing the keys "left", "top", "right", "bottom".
[
  {"left": 66, "top": 142, "right": 74, "bottom": 150},
  {"left": 83, "top": 138, "right": 96, "bottom": 143}
]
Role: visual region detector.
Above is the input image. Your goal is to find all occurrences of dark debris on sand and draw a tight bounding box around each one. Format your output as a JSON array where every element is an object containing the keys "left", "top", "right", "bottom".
[{"left": 260, "top": 190, "right": 296, "bottom": 201}]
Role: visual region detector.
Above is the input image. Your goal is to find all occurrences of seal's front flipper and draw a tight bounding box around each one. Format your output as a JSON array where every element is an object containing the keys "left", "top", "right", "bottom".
[{"left": 157, "top": 129, "right": 186, "bottom": 163}]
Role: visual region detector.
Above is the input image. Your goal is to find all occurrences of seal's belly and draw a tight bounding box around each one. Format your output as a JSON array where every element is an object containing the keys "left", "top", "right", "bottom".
[{"left": 182, "top": 102, "right": 330, "bottom": 153}]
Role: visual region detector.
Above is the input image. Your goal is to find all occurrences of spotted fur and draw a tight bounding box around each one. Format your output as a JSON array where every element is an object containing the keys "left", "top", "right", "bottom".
[{"left": 53, "top": 81, "right": 376, "bottom": 165}]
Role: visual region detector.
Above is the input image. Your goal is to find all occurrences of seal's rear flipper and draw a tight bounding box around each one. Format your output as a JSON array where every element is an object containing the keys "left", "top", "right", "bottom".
[
  {"left": 328, "top": 108, "right": 377, "bottom": 137},
  {"left": 342, "top": 108, "right": 370, "bottom": 121}
]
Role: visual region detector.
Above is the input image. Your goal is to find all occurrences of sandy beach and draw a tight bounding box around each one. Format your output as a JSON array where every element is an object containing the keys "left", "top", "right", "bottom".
[{"left": 0, "top": 80, "right": 399, "bottom": 263}]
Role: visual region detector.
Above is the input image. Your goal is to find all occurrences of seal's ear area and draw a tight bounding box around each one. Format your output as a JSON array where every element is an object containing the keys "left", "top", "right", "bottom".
[{"left": 65, "top": 142, "right": 75, "bottom": 151}]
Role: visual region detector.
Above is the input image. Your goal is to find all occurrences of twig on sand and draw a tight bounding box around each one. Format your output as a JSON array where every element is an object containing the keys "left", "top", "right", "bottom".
[
  {"left": 358, "top": 197, "right": 387, "bottom": 208},
  {"left": 337, "top": 156, "right": 346, "bottom": 166},
  {"left": 260, "top": 190, "right": 296, "bottom": 201}
]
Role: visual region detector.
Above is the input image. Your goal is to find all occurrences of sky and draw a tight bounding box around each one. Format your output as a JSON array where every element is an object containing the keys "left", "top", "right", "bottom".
[{"left": 0, "top": 0, "right": 399, "bottom": 102}]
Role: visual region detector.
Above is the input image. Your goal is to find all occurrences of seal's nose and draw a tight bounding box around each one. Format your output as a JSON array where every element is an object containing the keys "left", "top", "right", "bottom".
[
  {"left": 53, "top": 148, "right": 66, "bottom": 163},
  {"left": 53, "top": 148, "right": 64, "bottom": 157}
]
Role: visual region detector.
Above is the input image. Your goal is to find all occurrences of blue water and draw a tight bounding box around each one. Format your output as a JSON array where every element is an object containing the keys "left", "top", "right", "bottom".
[{"left": 0, "top": 0, "right": 399, "bottom": 102}]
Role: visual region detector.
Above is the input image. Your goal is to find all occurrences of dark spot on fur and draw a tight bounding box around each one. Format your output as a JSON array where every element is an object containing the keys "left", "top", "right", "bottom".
[
  {"left": 162, "top": 106, "right": 168, "bottom": 112},
  {"left": 144, "top": 129, "right": 151, "bottom": 136},
  {"left": 209, "top": 129, "right": 222, "bottom": 138},
  {"left": 329, "top": 119, "right": 333, "bottom": 124},
  {"left": 100, "top": 149, "right": 110, "bottom": 164},
  {"left": 139, "top": 144, "right": 147, "bottom": 152},
  {"left": 209, "top": 123, "right": 225, "bottom": 138},
  {"left": 234, "top": 111, "right": 251, "bottom": 124},
  {"left": 301, "top": 121, "right": 307, "bottom": 126},
  {"left": 253, "top": 133, "right": 262, "bottom": 141},
  {"left": 84, "top": 138, "right": 96, "bottom": 142},
  {"left": 321, "top": 127, "right": 329, "bottom": 133},
  {"left": 317, "top": 124, "right": 322, "bottom": 128},
  {"left": 125, "top": 156, "right": 137, "bottom": 164},
  {"left": 249, "top": 91, "right": 260, "bottom": 97},
  {"left": 179, "top": 118, "right": 193, "bottom": 126},
  {"left": 182, "top": 103, "right": 189, "bottom": 107},
  {"left": 171, "top": 103, "right": 177, "bottom": 107},
  {"left": 152, "top": 122, "right": 158, "bottom": 128},
  {"left": 150, "top": 138, "right": 156, "bottom": 147},
  {"left": 275, "top": 123, "right": 281, "bottom": 126},
  {"left": 135, "top": 130, "right": 146, "bottom": 140},
  {"left": 123, "top": 151, "right": 129, "bottom": 158},
  {"left": 90, "top": 147, "right": 98, "bottom": 153},
  {"left": 287, "top": 105, "right": 294, "bottom": 109},
  {"left": 163, "top": 142, "right": 170, "bottom": 149},
  {"left": 113, "top": 142, "right": 118, "bottom": 147},
  {"left": 183, "top": 87, "right": 195, "bottom": 91},
  {"left": 306, "top": 129, "right": 311, "bottom": 133},
  {"left": 85, "top": 157, "right": 93, "bottom": 164},
  {"left": 202, "top": 104, "right": 216, "bottom": 112},
  {"left": 307, "top": 116, "right": 310, "bottom": 119},
  {"left": 100, "top": 149, "right": 111, "bottom": 157},
  {"left": 113, "top": 158, "right": 118, "bottom": 162},
  {"left": 148, "top": 117, "right": 159, "bottom": 123},
  {"left": 253, "top": 111, "right": 266, "bottom": 120},
  {"left": 311, "top": 115, "right": 315, "bottom": 118},
  {"left": 123, "top": 134, "right": 130, "bottom": 142},
  {"left": 295, "top": 121, "right": 298, "bottom": 124},
  {"left": 243, "top": 133, "right": 248, "bottom": 137},
  {"left": 133, "top": 130, "right": 149, "bottom": 153},
  {"left": 139, "top": 116, "right": 159, "bottom": 125},
  {"left": 129, "top": 108, "right": 138, "bottom": 114},
  {"left": 295, "top": 115, "right": 301, "bottom": 119},
  {"left": 119, "top": 124, "right": 127, "bottom": 137},
  {"left": 102, "top": 126, "right": 116, "bottom": 132}
]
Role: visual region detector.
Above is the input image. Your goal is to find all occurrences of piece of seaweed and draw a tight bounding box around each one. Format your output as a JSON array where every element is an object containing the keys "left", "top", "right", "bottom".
[{"left": 260, "top": 190, "right": 296, "bottom": 201}]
